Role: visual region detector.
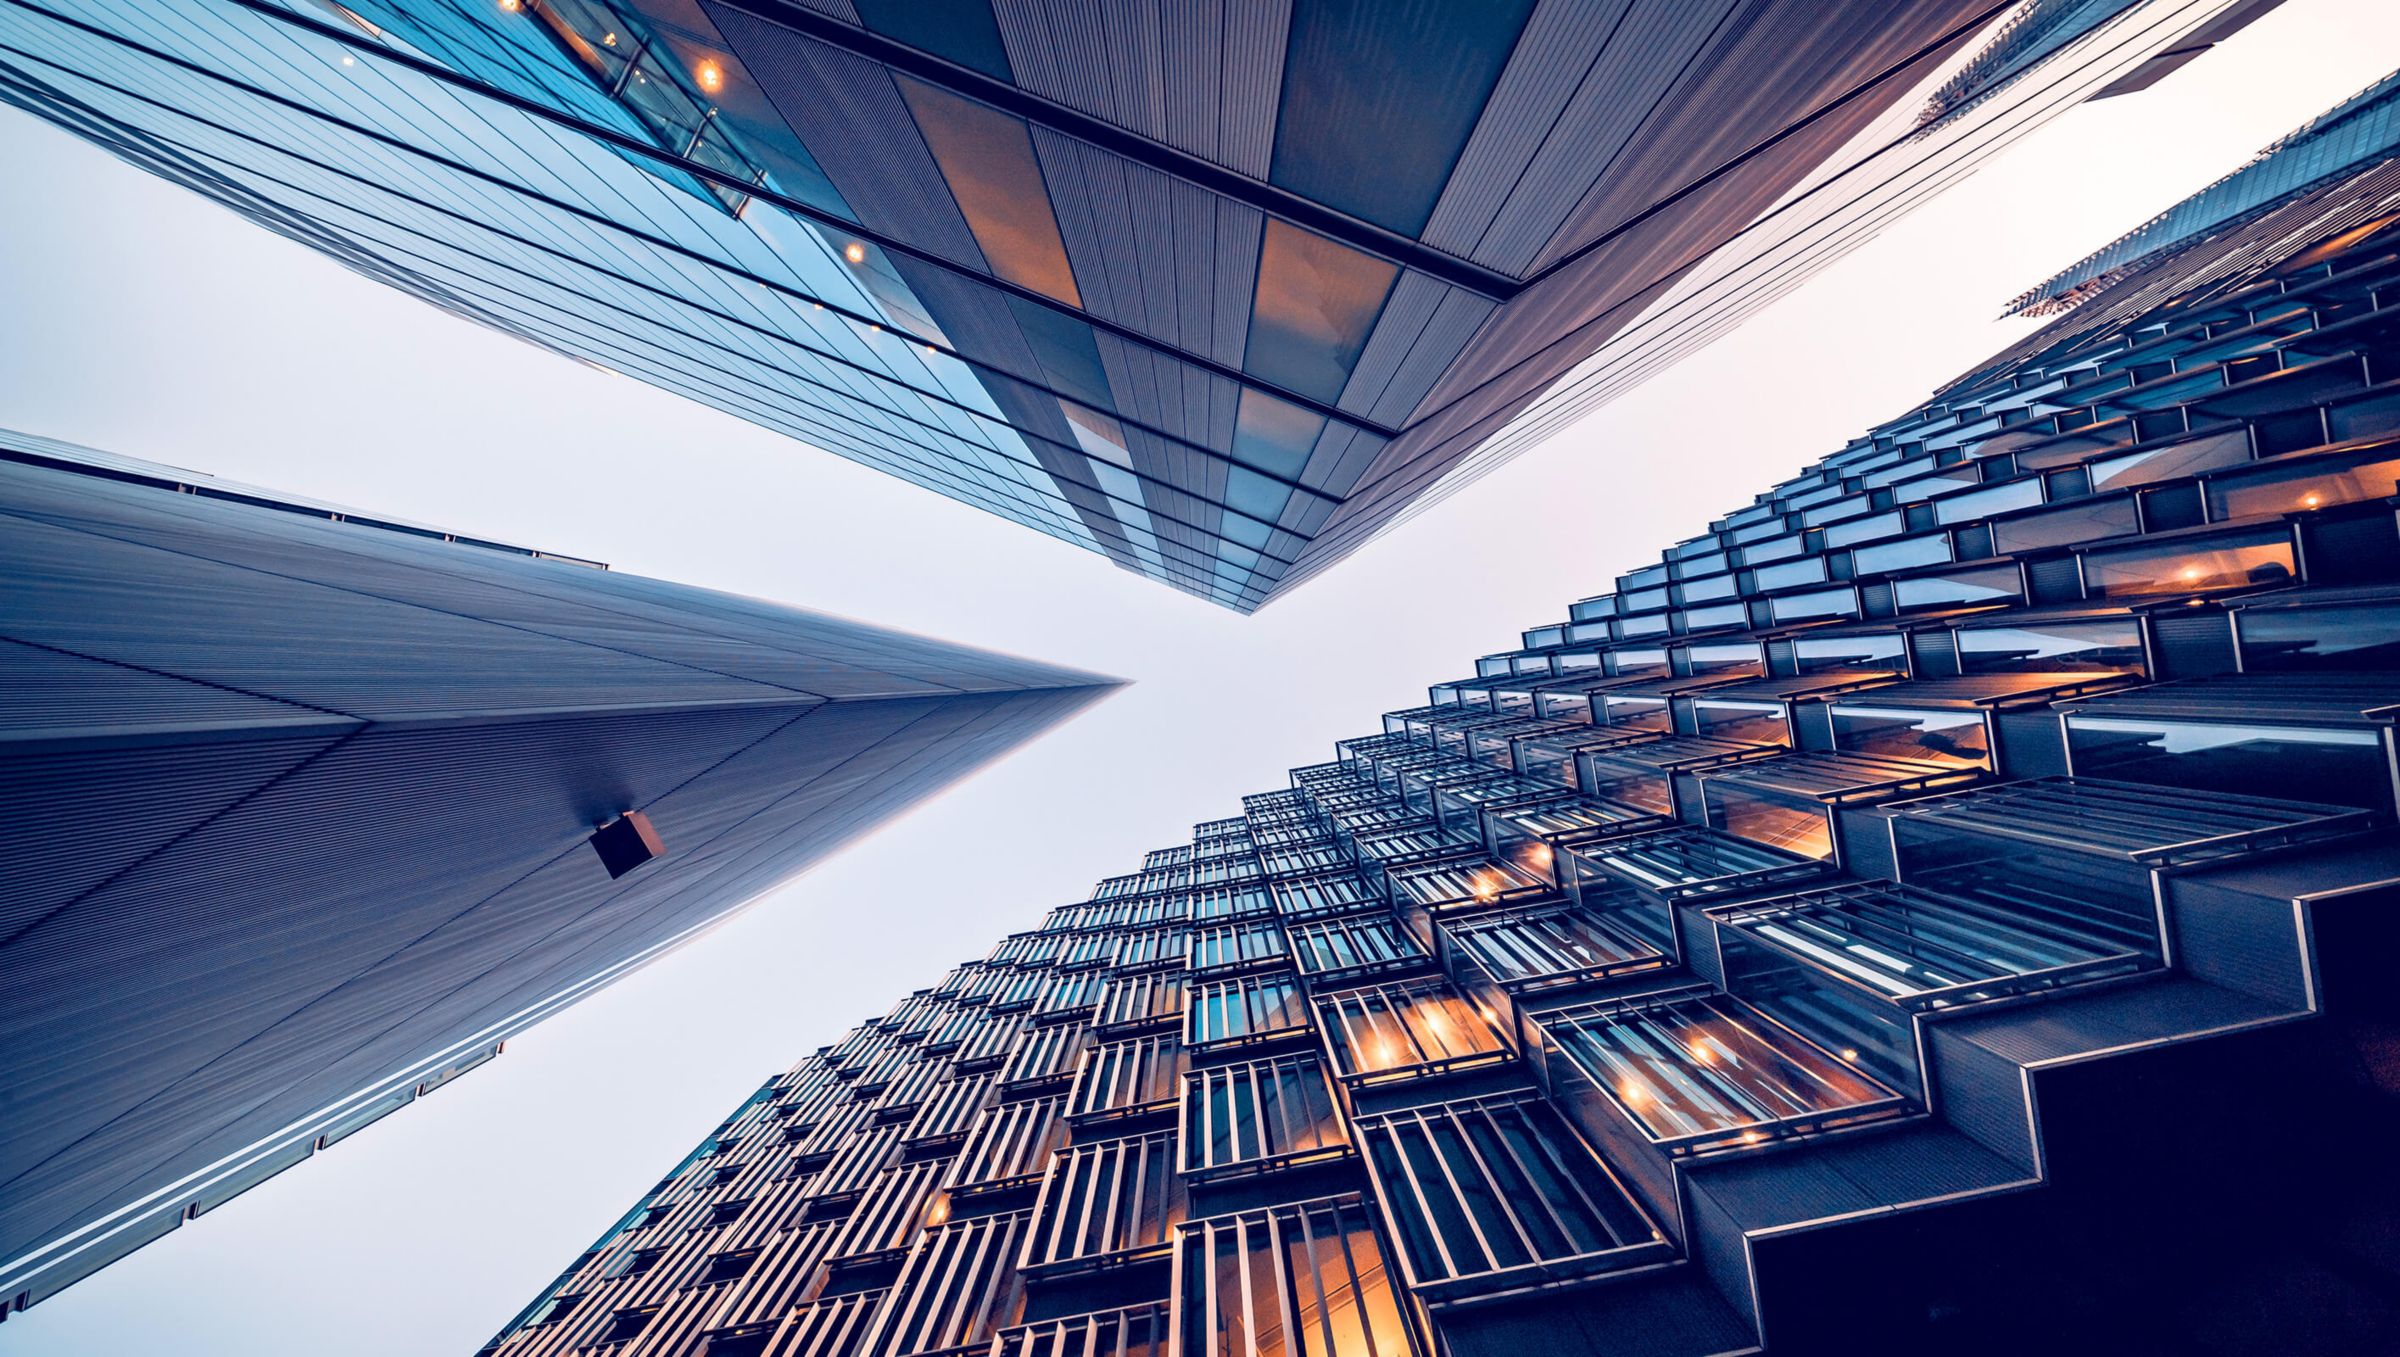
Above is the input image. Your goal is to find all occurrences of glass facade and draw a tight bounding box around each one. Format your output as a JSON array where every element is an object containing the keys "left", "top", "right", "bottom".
[
  {"left": 0, "top": 0, "right": 2257, "bottom": 610},
  {"left": 480, "top": 112, "right": 2400, "bottom": 1354}
]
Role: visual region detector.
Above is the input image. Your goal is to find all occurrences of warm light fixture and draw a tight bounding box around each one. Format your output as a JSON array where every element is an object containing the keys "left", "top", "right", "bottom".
[
  {"left": 1839, "top": 1048, "right": 1859, "bottom": 1062},
  {"left": 2178, "top": 565, "right": 2204, "bottom": 581},
  {"left": 844, "top": 242, "right": 867, "bottom": 264},
  {"left": 498, "top": 0, "right": 520, "bottom": 11},
  {"left": 603, "top": 31, "right": 617, "bottom": 46},
  {"left": 2302, "top": 492, "right": 2323, "bottom": 508},
  {"left": 341, "top": 54, "right": 355, "bottom": 66},
  {"left": 696, "top": 59, "right": 724, "bottom": 92}
]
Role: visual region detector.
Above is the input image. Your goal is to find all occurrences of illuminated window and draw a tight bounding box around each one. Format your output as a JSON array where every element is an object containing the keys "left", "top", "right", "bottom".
[
  {"left": 1313, "top": 977, "right": 1512, "bottom": 1086},
  {"left": 1174, "top": 1198, "right": 1418, "bottom": 1357}
]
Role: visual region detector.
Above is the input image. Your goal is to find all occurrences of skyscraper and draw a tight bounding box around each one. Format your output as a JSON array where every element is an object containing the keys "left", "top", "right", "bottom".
[
  {"left": 0, "top": 429, "right": 1119, "bottom": 1317},
  {"left": 0, "top": 0, "right": 2276, "bottom": 609},
  {"left": 478, "top": 93, "right": 2400, "bottom": 1356}
]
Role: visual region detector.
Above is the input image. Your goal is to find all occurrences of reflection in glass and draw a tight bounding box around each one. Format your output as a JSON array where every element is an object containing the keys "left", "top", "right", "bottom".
[
  {"left": 1828, "top": 705, "right": 1989, "bottom": 768},
  {"left": 1245, "top": 219, "right": 1400, "bottom": 403},
  {"left": 2066, "top": 715, "right": 2387, "bottom": 808}
]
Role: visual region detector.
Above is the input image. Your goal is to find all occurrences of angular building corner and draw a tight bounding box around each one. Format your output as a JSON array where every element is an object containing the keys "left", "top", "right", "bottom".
[
  {"left": 477, "top": 79, "right": 2400, "bottom": 1357},
  {"left": 0, "top": 0, "right": 2276, "bottom": 610},
  {"left": 0, "top": 429, "right": 1121, "bottom": 1317}
]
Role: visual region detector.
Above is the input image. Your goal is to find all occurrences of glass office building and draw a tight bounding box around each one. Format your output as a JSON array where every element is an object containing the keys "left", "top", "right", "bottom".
[
  {"left": 0, "top": 431, "right": 1117, "bottom": 1318},
  {"left": 0, "top": 0, "right": 2273, "bottom": 609},
  {"left": 478, "top": 99, "right": 2400, "bottom": 1355}
]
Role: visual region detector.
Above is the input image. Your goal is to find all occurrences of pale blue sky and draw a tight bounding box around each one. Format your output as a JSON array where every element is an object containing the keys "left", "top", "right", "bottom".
[{"left": 4, "top": 3, "right": 2397, "bottom": 1350}]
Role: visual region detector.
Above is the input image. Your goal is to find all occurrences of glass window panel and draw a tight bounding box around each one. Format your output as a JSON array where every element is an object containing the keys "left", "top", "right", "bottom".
[
  {"left": 1827, "top": 705, "right": 1989, "bottom": 768},
  {"left": 2081, "top": 532, "right": 2296, "bottom": 598},
  {"left": 1245, "top": 219, "right": 1399, "bottom": 403},
  {"left": 2065, "top": 715, "right": 2387, "bottom": 808},
  {"left": 1233, "top": 387, "right": 1328, "bottom": 480},
  {"left": 898, "top": 77, "right": 1082, "bottom": 305}
]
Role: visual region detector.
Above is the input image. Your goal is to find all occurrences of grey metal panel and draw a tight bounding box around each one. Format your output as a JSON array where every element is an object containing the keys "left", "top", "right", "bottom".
[
  {"left": 0, "top": 457, "right": 1115, "bottom": 1294},
  {"left": 1417, "top": 0, "right": 1639, "bottom": 261},
  {"left": 1214, "top": 0, "right": 1289, "bottom": 178},
  {"left": 1336, "top": 272, "right": 1443, "bottom": 417},
  {"left": 1926, "top": 1026, "right": 2034, "bottom": 1171},
  {"left": 2164, "top": 876, "right": 2312, "bottom": 1012},
  {"left": 1469, "top": 0, "right": 1743, "bottom": 274},
  {"left": 0, "top": 733, "right": 347, "bottom": 939},
  {"left": 1366, "top": 288, "right": 1500, "bottom": 428},
  {"left": 1992, "top": 709, "right": 2068, "bottom": 778},
  {"left": 0, "top": 634, "right": 338, "bottom": 741}
]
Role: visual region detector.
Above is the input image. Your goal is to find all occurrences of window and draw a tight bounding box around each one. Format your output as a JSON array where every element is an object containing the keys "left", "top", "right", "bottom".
[
  {"left": 995, "top": 1304, "right": 1169, "bottom": 1357},
  {"left": 1066, "top": 1035, "right": 1186, "bottom": 1126},
  {"left": 1095, "top": 971, "right": 1186, "bottom": 1034},
  {"left": 1187, "top": 972, "right": 1310, "bottom": 1051},
  {"left": 897, "top": 77, "right": 1081, "bottom": 305},
  {"left": 943, "top": 1097, "right": 1065, "bottom": 1196},
  {"left": 1000, "top": 1024, "right": 1090, "bottom": 1091},
  {"left": 869, "top": 1212, "right": 1032, "bottom": 1357},
  {"left": 828, "top": 1164, "right": 946, "bottom": 1263},
  {"left": 602, "top": 1307, "right": 659, "bottom": 1344},
  {"left": 1181, "top": 1055, "right": 1349, "bottom": 1179},
  {"left": 1024, "top": 1131, "right": 1185, "bottom": 1271},
  {"left": 1357, "top": 1095, "right": 1665, "bottom": 1303},
  {"left": 1287, "top": 914, "right": 1425, "bottom": 981},
  {"left": 701, "top": 1249, "right": 758, "bottom": 1285},
  {"left": 1313, "top": 978, "right": 1512, "bottom": 1085},
  {"left": 903, "top": 1073, "right": 996, "bottom": 1151},
  {"left": 707, "top": 1200, "right": 749, "bottom": 1226},
  {"left": 1244, "top": 221, "right": 1399, "bottom": 403},
  {"left": 1175, "top": 1198, "right": 1417, "bottom": 1357}
]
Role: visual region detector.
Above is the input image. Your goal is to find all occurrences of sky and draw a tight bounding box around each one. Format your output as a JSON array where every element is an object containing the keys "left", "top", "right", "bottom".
[{"left": 2, "top": 2, "right": 2397, "bottom": 1351}]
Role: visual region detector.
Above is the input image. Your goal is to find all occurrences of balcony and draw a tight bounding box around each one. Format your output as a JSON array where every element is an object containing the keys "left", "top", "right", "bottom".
[
  {"left": 1885, "top": 775, "right": 2373, "bottom": 953},
  {"left": 1532, "top": 986, "right": 1908, "bottom": 1158},
  {"left": 1312, "top": 976, "right": 1514, "bottom": 1088},
  {"left": 1696, "top": 750, "right": 1984, "bottom": 864},
  {"left": 2058, "top": 673, "right": 2400, "bottom": 811},
  {"left": 1442, "top": 902, "right": 1667, "bottom": 1001},
  {"left": 1561, "top": 826, "right": 1832, "bottom": 956},
  {"left": 1179, "top": 1055, "right": 1351, "bottom": 1180},
  {"left": 1021, "top": 1130, "right": 1184, "bottom": 1275},
  {"left": 1172, "top": 1198, "right": 1419, "bottom": 1357},
  {"left": 1354, "top": 1093, "right": 1670, "bottom": 1306},
  {"left": 1576, "top": 734, "right": 1776, "bottom": 818}
]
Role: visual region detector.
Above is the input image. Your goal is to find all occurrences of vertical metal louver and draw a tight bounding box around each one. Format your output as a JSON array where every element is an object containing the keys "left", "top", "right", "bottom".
[
  {"left": 1021, "top": 1130, "right": 1185, "bottom": 1272},
  {"left": 1312, "top": 978, "right": 1514, "bottom": 1086},
  {"left": 1185, "top": 972, "right": 1311, "bottom": 1051},
  {"left": 1065, "top": 1034, "right": 1187, "bottom": 1126},
  {"left": 1173, "top": 1198, "right": 1419, "bottom": 1357},
  {"left": 991, "top": 1303, "right": 1169, "bottom": 1357},
  {"left": 1180, "top": 1055, "right": 1349, "bottom": 1180},
  {"left": 942, "top": 1097, "right": 1065, "bottom": 1196},
  {"left": 861, "top": 1211, "right": 1032, "bottom": 1357},
  {"left": 1352, "top": 1095, "right": 1667, "bottom": 1304}
]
